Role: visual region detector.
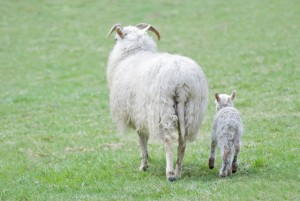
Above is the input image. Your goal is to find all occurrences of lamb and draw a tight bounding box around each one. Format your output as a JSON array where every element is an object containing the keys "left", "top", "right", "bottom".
[
  {"left": 106, "top": 23, "right": 208, "bottom": 181},
  {"left": 208, "top": 90, "right": 243, "bottom": 177}
]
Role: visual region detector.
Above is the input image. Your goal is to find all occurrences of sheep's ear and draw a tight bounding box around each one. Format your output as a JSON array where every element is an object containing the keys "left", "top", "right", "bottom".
[
  {"left": 215, "top": 92, "right": 221, "bottom": 102},
  {"left": 115, "top": 27, "right": 124, "bottom": 38},
  {"left": 231, "top": 90, "right": 237, "bottom": 101},
  {"left": 106, "top": 24, "right": 124, "bottom": 39}
]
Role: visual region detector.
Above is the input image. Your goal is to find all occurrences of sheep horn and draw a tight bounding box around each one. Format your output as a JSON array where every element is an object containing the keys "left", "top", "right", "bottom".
[
  {"left": 136, "top": 23, "right": 160, "bottom": 40},
  {"left": 106, "top": 24, "right": 124, "bottom": 38},
  {"left": 231, "top": 90, "right": 237, "bottom": 100},
  {"left": 215, "top": 92, "right": 221, "bottom": 102}
]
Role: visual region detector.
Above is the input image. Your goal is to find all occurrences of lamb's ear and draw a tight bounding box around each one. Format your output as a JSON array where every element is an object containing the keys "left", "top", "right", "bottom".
[
  {"left": 106, "top": 24, "right": 124, "bottom": 39},
  {"left": 215, "top": 92, "right": 221, "bottom": 102},
  {"left": 231, "top": 90, "right": 237, "bottom": 101}
]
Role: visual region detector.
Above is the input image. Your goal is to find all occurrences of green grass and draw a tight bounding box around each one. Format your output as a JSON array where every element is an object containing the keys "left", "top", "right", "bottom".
[{"left": 0, "top": 0, "right": 299, "bottom": 200}]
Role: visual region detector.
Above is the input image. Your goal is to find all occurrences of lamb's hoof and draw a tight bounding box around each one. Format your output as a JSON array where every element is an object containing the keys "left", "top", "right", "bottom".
[
  {"left": 232, "top": 163, "right": 238, "bottom": 173},
  {"left": 219, "top": 171, "right": 231, "bottom": 178},
  {"left": 208, "top": 158, "right": 215, "bottom": 169},
  {"left": 139, "top": 165, "right": 148, "bottom": 172}
]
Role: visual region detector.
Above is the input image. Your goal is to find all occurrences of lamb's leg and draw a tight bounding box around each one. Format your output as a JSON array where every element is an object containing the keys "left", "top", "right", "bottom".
[
  {"left": 219, "top": 144, "right": 233, "bottom": 178},
  {"left": 232, "top": 139, "right": 240, "bottom": 173},
  {"left": 175, "top": 132, "right": 187, "bottom": 178},
  {"left": 208, "top": 138, "right": 217, "bottom": 169},
  {"left": 138, "top": 132, "right": 149, "bottom": 171},
  {"left": 164, "top": 136, "right": 176, "bottom": 182}
]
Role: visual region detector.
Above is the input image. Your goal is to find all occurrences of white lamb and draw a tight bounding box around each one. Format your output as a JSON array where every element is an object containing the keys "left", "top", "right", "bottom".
[
  {"left": 106, "top": 23, "right": 208, "bottom": 181},
  {"left": 208, "top": 90, "right": 243, "bottom": 177}
]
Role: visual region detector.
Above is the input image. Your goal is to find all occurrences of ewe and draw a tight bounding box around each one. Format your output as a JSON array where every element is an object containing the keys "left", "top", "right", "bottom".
[
  {"left": 208, "top": 91, "right": 243, "bottom": 177},
  {"left": 106, "top": 23, "right": 208, "bottom": 181}
]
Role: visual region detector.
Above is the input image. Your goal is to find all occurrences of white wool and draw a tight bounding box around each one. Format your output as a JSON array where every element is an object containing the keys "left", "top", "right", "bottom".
[
  {"left": 209, "top": 91, "right": 243, "bottom": 177},
  {"left": 212, "top": 107, "right": 243, "bottom": 144},
  {"left": 212, "top": 93, "right": 243, "bottom": 142},
  {"left": 107, "top": 25, "right": 208, "bottom": 142}
]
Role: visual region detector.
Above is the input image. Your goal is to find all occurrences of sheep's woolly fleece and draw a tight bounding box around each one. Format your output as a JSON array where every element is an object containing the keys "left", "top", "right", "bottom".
[{"left": 107, "top": 25, "right": 208, "bottom": 142}]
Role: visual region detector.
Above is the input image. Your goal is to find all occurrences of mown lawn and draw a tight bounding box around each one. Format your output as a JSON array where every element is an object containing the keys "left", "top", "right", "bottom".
[{"left": 0, "top": 0, "right": 299, "bottom": 200}]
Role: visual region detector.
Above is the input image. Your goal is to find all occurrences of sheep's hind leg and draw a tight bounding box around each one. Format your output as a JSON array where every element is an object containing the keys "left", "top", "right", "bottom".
[
  {"left": 175, "top": 132, "right": 187, "bottom": 178},
  {"left": 164, "top": 136, "right": 176, "bottom": 182},
  {"left": 232, "top": 139, "right": 240, "bottom": 173},
  {"left": 138, "top": 132, "right": 149, "bottom": 171}
]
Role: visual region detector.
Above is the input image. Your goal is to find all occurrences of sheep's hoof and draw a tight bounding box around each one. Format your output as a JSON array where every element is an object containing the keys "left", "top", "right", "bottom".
[
  {"left": 168, "top": 176, "right": 176, "bottom": 182},
  {"left": 175, "top": 166, "right": 182, "bottom": 178},
  {"left": 208, "top": 158, "right": 215, "bottom": 169},
  {"left": 167, "top": 171, "right": 176, "bottom": 182},
  {"left": 175, "top": 174, "right": 181, "bottom": 179}
]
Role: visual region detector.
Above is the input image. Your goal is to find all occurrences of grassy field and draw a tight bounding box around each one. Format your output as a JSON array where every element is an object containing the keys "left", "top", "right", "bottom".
[{"left": 0, "top": 0, "right": 299, "bottom": 200}]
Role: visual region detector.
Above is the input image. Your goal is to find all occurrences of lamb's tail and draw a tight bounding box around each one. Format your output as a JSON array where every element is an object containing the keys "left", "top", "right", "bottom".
[{"left": 177, "top": 101, "right": 186, "bottom": 140}]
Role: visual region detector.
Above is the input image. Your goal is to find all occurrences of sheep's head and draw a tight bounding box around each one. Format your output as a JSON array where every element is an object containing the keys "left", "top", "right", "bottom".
[
  {"left": 106, "top": 23, "right": 160, "bottom": 53},
  {"left": 214, "top": 90, "right": 236, "bottom": 112}
]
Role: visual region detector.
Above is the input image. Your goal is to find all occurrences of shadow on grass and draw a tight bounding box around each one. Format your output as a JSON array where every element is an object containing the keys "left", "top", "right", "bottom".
[{"left": 135, "top": 156, "right": 260, "bottom": 183}]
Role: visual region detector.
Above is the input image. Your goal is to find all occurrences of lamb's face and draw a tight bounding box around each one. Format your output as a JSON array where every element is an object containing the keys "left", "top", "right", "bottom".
[{"left": 215, "top": 91, "right": 236, "bottom": 112}]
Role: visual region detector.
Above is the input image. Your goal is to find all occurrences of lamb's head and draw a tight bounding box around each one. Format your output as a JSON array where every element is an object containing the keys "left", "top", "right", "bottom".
[
  {"left": 214, "top": 90, "right": 237, "bottom": 112},
  {"left": 106, "top": 23, "right": 160, "bottom": 53}
]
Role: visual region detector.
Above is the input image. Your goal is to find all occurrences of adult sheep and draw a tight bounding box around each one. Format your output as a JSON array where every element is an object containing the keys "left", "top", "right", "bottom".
[{"left": 106, "top": 23, "right": 208, "bottom": 181}]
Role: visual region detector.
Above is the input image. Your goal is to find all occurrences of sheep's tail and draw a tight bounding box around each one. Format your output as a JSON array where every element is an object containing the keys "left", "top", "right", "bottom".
[{"left": 177, "top": 101, "right": 186, "bottom": 140}]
